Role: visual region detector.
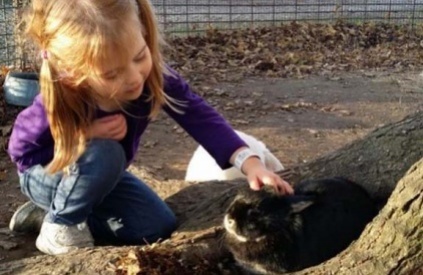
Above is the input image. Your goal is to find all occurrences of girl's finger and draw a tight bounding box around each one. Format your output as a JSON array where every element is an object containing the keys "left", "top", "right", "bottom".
[
  {"left": 248, "top": 176, "right": 262, "bottom": 191},
  {"left": 98, "top": 114, "right": 120, "bottom": 123},
  {"left": 283, "top": 180, "right": 294, "bottom": 194}
]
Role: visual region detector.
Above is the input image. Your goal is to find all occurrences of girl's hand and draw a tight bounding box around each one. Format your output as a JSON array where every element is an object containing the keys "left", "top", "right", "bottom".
[
  {"left": 242, "top": 157, "right": 294, "bottom": 195},
  {"left": 87, "top": 114, "right": 127, "bottom": 141}
]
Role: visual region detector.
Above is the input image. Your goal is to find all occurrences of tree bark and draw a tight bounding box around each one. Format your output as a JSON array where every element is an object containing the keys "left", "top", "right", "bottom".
[
  {"left": 287, "top": 112, "right": 423, "bottom": 203},
  {"left": 1, "top": 113, "right": 423, "bottom": 274}
]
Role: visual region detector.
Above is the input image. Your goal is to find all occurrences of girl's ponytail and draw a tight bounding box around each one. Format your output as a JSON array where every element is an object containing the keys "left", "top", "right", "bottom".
[{"left": 39, "top": 57, "right": 90, "bottom": 174}]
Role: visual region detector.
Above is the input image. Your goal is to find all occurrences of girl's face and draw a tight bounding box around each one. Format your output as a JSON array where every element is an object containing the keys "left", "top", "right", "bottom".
[{"left": 87, "top": 18, "right": 152, "bottom": 110}]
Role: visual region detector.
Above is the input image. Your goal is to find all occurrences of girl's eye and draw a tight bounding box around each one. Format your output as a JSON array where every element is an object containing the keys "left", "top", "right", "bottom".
[
  {"left": 134, "top": 55, "right": 145, "bottom": 62},
  {"left": 103, "top": 72, "right": 119, "bottom": 80},
  {"left": 104, "top": 75, "right": 117, "bottom": 80},
  {"left": 101, "top": 68, "right": 120, "bottom": 80}
]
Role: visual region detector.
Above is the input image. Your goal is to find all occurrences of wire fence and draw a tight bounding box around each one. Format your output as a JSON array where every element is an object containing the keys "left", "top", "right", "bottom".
[
  {"left": 0, "top": 0, "right": 22, "bottom": 68},
  {"left": 1, "top": 0, "right": 423, "bottom": 68},
  {"left": 153, "top": 0, "right": 423, "bottom": 34}
]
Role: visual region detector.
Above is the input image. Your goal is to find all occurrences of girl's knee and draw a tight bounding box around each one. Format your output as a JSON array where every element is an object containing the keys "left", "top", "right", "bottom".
[
  {"left": 155, "top": 212, "right": 177, "bottom": 240},
  {"left": 76, "top": 139, "right": 126, "bottom": 179},
  {"left": 86, "top": 139, "right": 126, "bottom": 163},
  {"left": 125, "top": 212, "right": 177, "bottom": 244}
]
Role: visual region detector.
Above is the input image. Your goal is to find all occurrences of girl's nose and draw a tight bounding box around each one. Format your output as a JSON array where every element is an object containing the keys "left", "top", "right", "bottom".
[{"left": 127, "top": 64, "right": 142, "bottom": 86}]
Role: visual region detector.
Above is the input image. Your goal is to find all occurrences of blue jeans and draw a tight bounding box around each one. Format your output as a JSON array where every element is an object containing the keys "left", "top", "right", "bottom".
[{"left": 18, "top": 139, "right": 177, "bottom": 245}]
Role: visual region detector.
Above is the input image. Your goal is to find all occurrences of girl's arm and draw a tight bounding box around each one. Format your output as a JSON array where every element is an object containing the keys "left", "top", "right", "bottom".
[
  {"left": 8, "top": 95, "right": 54, "bottom": 172},
  {"left": 162, "top": 67, "right": 246, "bottom": 170},
  {"left": 162, "top": 67, "right": 293, "bottom": 194}
]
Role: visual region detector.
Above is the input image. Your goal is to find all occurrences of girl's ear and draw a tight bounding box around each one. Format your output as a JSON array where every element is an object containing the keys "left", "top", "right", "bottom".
[
  {"left": 289, "top": 197, "right": 314, "bottom": 213},
  {"left": 57, "top": 69, "right": 79, "bottom": 87}
]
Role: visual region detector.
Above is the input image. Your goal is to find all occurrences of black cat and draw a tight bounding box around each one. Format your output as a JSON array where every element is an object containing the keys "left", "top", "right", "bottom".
[{"left": 224, "top": 177, "right": 377, "bottom": 274}]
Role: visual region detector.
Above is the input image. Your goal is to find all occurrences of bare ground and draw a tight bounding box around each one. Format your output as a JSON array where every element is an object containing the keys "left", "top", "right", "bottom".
[{"left": 1, "top": 70, "right": 423, "bottom": 270}]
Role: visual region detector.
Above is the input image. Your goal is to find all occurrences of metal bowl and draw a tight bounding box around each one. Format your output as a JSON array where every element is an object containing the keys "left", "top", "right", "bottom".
[{"left": 3, "top": 72, "right": 39, "bottom": 107}]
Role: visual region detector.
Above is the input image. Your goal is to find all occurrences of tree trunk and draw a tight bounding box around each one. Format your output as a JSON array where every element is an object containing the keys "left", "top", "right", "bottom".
[
  {"left": 1, "top": 113, "right": 423, "bottom": 274},
  {"left": 287, "top": 111, "right": 423, "bottom": 203}
]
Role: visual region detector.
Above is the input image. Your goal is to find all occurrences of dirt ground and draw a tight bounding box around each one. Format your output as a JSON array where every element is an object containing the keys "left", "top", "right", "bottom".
[{"left": 1, "top": 69, "right": 423, "bottom": 267}]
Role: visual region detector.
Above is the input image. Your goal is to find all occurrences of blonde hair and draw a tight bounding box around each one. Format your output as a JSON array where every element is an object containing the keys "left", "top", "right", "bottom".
[{"left": 24, "top": 0, "right": 168, "bottom": 173}]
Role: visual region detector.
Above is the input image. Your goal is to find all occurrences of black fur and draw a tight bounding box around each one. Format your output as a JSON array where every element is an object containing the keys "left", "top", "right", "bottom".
[{"left": 224, "top": 177, "right": 377, "bottom": 274}]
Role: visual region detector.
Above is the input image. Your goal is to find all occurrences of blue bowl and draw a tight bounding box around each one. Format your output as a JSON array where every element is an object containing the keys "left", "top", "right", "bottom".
[{"left": 4, "top": 72, "right": 40, "bottom": 107}]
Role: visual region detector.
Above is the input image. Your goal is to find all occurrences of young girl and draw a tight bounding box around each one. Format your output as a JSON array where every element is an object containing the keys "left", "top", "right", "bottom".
[{"left": 7, "top": 0, "right": 293, "bottom": 255}]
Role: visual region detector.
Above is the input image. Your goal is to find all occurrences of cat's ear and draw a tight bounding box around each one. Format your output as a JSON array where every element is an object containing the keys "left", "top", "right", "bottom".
[{"left": 290, "top": 199, "right": 314, "bottom": 213}]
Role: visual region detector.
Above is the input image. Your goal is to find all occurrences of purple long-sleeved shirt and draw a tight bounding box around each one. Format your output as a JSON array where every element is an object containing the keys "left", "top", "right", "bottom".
[{"left": 8, "top": 68, "right": 246, "bottom": 173}]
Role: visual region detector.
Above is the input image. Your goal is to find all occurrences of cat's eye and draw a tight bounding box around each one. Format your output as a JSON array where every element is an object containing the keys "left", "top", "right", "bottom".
[
  {"left": 247, "top": 208, "right": 260, "bottom": 217},
  {"left": 246, "top": 223, "right": 257, "bottom": 231},
  {"left": 224, "top": 215, "right": 236, "bottom": 228}
]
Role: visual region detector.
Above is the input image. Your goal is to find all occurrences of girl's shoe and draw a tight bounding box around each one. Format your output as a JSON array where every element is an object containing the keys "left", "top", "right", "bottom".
[
  {"left": 35, "top": 220, "right": 94, "bottom": 255},
  {"left": 9, "top": 201, "right": 46, "bottom": 233}
]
